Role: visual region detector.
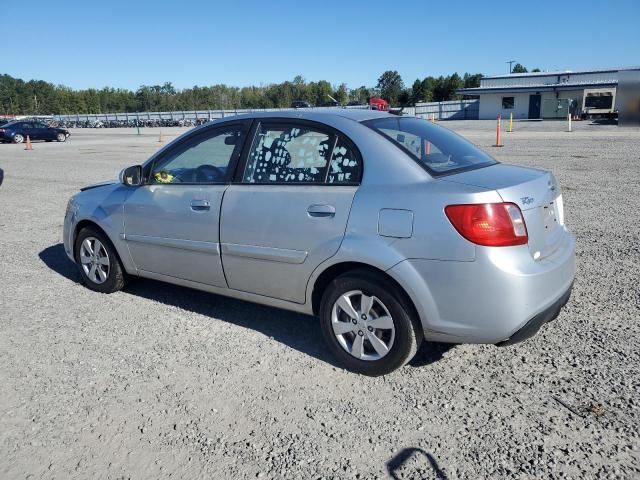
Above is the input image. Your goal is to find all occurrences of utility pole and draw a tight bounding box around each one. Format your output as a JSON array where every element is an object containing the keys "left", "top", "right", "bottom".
[{"left": 506, "top": 60, "right": 516, "bottom": 74}]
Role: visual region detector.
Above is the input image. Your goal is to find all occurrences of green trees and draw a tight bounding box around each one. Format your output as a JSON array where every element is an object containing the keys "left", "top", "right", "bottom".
[
  {"left": 408, "top": 72, "right": 482, "bottom": 103},
  {"left": 511, "top": 64, "right": 543, "bottom": 74},
  {"left": 376, "top": 70, "right": 404, "bottom": 105},
  {"left": 349, "top": 86, "right": 372, "bottom": 105},
  {"left": 511, "top": 63, "right": 528, "bottom": 73},
  {"left": 333, "top": 83, "right": 348, "bottom": 104},
  {"left": 0, "top": 73, "right": 362, "bottom": 114},
  {"left": 0, "top": 69, "right": 487, "bottom": 115}
]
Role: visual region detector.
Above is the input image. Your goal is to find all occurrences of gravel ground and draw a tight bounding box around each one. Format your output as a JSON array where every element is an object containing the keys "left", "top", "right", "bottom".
[{"left": 0, "top": 120, "right": 638, "bottom": 479}]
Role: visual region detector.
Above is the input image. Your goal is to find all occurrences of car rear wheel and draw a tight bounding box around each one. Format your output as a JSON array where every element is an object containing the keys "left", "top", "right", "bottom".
[
  {"left": 74, "top": 227, "right": 126, "bottom": 293},
  {"left": 56, "top": 133, "right": 66, "bottom": 142},
  {"left": 13, "top": 134, "right": 24, "bottom": 144},
  {"left": 319, "top": 270, "right": 422, "bottom": 376}
]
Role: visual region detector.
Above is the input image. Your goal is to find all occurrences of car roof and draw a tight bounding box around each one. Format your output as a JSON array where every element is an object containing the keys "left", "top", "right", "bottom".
[{"left": 215, "top": 108, "right": 394, "bottom": 124}]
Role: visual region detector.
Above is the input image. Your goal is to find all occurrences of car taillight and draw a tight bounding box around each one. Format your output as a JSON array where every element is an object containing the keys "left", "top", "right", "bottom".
[
  {"left": 445, "top": 203, "right": 528, "bottom": 247},
  {"left": 0, "top": 129, "right": 4, "bottom": 133}
]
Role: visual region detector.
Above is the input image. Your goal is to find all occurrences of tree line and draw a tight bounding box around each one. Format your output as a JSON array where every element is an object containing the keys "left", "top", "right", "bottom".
[{"left": 0, "top": 70, "right": 486, "bottom": 115}]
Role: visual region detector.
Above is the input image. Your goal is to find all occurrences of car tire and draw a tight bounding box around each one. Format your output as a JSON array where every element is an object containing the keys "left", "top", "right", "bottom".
[
  {"left": 74, "top": 227, "right": 126, "bottom": 293},
  {"left": 56, "top": 133, "right": 66, "bottom": 142},
  {"left": 319, "top": 270, "right": 422, "bottom": 376},
  {"left": 13, "top": 134, "right": 24, "bottom": 144}
]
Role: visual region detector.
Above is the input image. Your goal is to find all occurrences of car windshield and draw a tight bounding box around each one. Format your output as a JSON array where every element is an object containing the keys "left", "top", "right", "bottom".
[{"left": 364, "top": 116, "right": 497, "bottom": 176}]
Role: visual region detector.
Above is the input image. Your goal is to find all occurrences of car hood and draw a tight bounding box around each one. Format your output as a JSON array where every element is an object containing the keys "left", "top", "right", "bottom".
[{"left": 80, "top": 180, "right": 117, "bottom": 192}]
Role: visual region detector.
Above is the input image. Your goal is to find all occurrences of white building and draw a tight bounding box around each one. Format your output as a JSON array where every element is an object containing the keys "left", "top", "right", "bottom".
[{"left": 457, "top": 67, "right": 640, "bottom": 120}]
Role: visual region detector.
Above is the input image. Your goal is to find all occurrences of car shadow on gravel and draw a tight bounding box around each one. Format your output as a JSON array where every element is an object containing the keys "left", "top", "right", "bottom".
[{"left": 40, "top": 243, "right": 452, "bottom": 370}]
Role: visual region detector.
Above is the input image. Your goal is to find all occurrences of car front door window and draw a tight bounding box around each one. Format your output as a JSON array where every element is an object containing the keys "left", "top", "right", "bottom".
[{"left": 151, "top": 128, "right": 244, "bottom": 184}]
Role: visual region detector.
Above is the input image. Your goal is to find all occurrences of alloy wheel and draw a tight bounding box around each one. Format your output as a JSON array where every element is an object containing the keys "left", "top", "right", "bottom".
[
  {"left": 79, "top": 237, "right": 110, "bottom": 284},
  {"left": 331, "top": 290, "right": 395, "bottom": 361}
]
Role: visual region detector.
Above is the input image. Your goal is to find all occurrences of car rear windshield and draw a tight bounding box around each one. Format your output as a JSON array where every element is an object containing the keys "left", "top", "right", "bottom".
[{"left": 363, "top": 116, "right": 497, "bottom": 176}]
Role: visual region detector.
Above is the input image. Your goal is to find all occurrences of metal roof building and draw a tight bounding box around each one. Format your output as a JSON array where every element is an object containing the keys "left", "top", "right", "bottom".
[{"left": 457, "top": 67, "right": 640, "bottom": 120}]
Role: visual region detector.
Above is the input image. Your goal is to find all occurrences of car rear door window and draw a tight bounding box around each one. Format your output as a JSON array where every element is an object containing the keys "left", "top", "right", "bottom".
[
  {"left": 328, "top": 137, "right": 361, "bottom": 184},
  {"left": 243, "top": 124, "right": 332, "bottom": 184}
]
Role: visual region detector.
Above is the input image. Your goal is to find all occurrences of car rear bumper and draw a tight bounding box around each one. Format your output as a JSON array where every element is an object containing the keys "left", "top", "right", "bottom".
[
  {"left": 496, "top": 281, "right": 573, "bottom": 346},
  {"left": 387, "top": 230, "right": 576, "bottom": 344}
]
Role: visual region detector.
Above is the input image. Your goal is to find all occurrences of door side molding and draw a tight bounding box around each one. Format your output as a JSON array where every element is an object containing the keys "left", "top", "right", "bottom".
[
  {"left": 221, "top": 243, "right": 308, "bottom": 264},
  {"left": 126, "top": 234, "right": 219, "bottom": 254}
]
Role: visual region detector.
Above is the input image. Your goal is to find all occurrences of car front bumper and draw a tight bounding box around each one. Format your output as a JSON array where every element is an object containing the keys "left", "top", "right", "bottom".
[{"left": 63, "top": 202, "right": 77, "bottom": 262}]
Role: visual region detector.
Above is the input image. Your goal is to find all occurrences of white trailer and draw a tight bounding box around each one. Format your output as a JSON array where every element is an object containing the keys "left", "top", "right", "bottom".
[{"left": 582, "top": 88, "right": 617, "bottom": 118}]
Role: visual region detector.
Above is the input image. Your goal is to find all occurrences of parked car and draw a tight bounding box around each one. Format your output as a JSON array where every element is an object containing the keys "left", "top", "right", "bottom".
[
  {"left": 291, "top": 100, "right": 312, "bottom": 109},
  {"left": 63, "top": 110, "right": 575, "bottom": 375},
  {"left": 0, "top": 120, "right": 70, "bottom": 143}
]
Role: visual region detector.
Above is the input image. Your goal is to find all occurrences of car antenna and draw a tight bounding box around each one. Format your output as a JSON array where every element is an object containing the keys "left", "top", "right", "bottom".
[{"left": 390, "top": 91, "right": 417, "bottom": 116}]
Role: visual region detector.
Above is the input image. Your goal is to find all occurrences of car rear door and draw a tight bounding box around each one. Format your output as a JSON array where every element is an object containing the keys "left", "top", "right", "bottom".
[
  {"left": 220, "top": 120, "right": 362, "bottom": 303},
  {"left": 20, "top": 122, "right": 35, "bottom": 140},
  {"left": 123, "top": 121, "right": 250, "bottom": 287}
]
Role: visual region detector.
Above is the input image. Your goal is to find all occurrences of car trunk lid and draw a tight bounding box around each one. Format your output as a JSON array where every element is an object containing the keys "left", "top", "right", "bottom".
[{"left": 440, "top": 164, "right": 566, "bottom": 260}]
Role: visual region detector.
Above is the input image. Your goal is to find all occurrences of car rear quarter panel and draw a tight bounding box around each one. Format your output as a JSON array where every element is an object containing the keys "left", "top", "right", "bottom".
[{"left": 305, "top": 121, "right": 505, "bottom": 320}]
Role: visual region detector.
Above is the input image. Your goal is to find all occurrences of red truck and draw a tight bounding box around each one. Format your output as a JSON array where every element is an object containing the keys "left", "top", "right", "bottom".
[{"left": 369, "top": 97, "right": 390, "bottom": 111}]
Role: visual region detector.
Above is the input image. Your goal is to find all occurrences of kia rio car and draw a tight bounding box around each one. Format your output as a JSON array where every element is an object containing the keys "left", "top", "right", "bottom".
[{"left": 63, "top": 110, "right": 575, "bottom": 375}]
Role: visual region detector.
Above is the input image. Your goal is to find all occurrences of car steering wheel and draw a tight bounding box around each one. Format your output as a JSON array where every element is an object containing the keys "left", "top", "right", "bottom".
[{"left": 195, "top": 165, "right": 225, "bottom": 182}]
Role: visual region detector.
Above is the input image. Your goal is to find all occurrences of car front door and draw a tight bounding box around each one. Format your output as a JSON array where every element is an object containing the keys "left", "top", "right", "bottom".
[
  {"left": 220, "top": 120, "right": 362, "bottom": 303},
  {"left": 32, "top": 122, "right": 51, "bottom": 140},
  {"left": 123, "top": 122, "right": 249, "bottom": 287}
]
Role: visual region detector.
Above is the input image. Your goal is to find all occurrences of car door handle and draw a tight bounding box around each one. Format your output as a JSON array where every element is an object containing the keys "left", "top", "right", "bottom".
[
  {"left": 307, "top": 204, "right": 336, "bottom": 218},
  {"left": 190, "top": 199, "right": 210, "bottom": 211}
]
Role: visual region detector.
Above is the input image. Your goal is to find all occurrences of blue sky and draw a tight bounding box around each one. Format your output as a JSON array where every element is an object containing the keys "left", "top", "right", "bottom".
[{"left": 4, "top": 0, "right": 639, "bottom": 90}]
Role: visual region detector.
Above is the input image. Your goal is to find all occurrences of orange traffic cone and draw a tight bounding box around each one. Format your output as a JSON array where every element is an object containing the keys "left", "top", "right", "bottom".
[
  {"left": 158, "top": 131, "right": 164, "bottom": 143},
  {"left": 24, "top": 135, "right": 33, "bottom": 150},
  {"left": 493, "top": 115, "right": 503, "bottom": 147}
]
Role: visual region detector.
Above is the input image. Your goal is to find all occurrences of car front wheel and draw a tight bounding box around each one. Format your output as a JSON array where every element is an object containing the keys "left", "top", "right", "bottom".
[
  {"left": 56, "top": 133, "right": 66, "bottom": 142},
  {"left": 13, "top": 134, "right": 24, "bottom": 144},
  {"left": 74, "top": 227, "right": 126, "bottom": 293},
  {"left": 319, "top": 270, "right": 422, "bottom": 376}
]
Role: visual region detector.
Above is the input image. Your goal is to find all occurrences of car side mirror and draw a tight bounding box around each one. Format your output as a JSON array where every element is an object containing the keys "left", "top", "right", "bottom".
[{"left": 119, "top": 165, "right": 142, "bottom": 186}]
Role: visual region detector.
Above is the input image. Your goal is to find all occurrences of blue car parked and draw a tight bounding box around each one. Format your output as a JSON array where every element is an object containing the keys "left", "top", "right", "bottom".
[{"left": 0, "top": 120, "right": 69, "bottom": 144}]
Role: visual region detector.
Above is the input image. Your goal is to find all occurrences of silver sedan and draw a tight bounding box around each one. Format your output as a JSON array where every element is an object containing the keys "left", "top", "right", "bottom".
[{"left": 63, "top": 110, "right": 575, "bottom": 375}]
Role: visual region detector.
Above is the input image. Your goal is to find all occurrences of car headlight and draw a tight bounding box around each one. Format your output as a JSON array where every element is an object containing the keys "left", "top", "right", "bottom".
[{"left": 66, "top": 196, "right": 78, "bottom": 216}]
